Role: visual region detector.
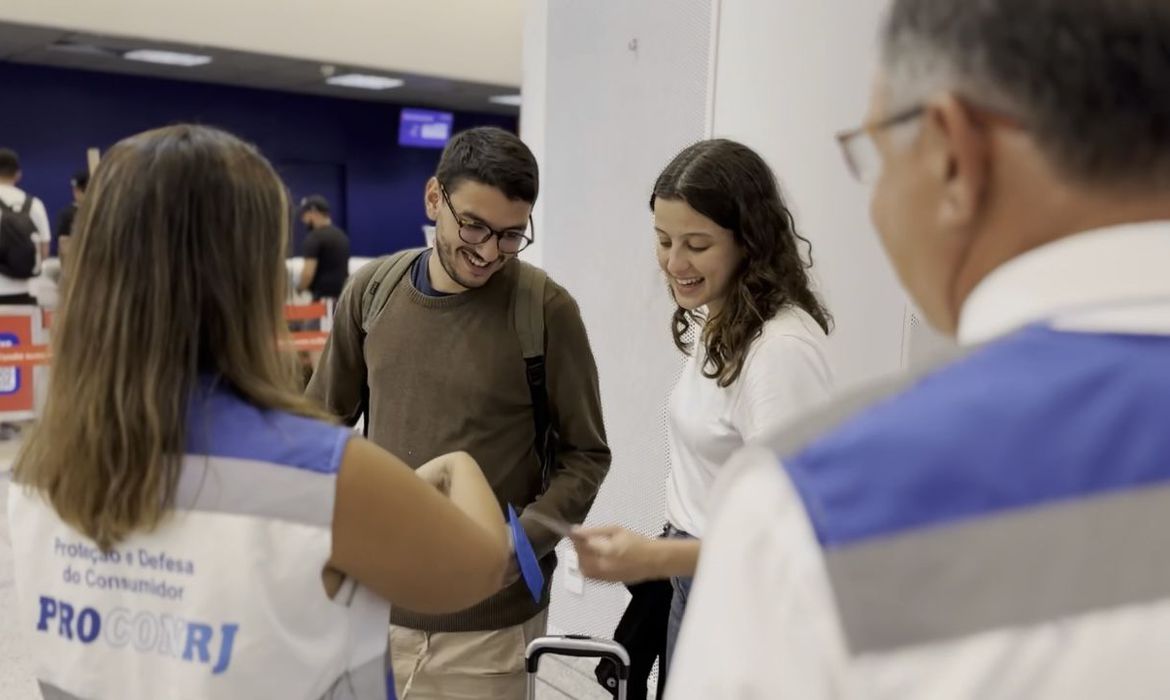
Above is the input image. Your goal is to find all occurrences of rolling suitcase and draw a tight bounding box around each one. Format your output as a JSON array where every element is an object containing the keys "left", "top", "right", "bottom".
[{"left": 526, "top": 635, "right": 631, "bottom": 700}]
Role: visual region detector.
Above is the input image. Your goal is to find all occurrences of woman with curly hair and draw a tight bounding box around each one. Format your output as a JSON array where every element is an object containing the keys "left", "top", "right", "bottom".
[{"left": 571, "top": 139, "right": 834, "bottom": 674}]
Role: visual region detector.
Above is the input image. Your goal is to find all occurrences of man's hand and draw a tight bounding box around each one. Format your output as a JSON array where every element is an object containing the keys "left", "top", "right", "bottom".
[{"left": 568, "top": 525, "right": 657, "bottom": 583}]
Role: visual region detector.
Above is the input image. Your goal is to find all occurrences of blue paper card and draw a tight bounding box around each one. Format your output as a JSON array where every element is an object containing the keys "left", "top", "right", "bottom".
[{"left": 509, "top": 504, "right": 544, "bottom": 604}]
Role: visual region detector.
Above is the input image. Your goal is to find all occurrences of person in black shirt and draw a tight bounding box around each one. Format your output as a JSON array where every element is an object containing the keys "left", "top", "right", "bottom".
[
  {"left": 297, "top": 194, "right": 350, "bottom": 301},
  {"left": 56, "top": 169, "right": 89, "bottom": 266}
]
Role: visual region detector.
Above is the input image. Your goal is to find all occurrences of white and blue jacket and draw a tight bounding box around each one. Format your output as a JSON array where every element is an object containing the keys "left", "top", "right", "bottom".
[
  {"left": 669, "top": 222, "right": 1170, "bottom": 699},
  {"left": 8, "top": 383, "right": 391, "bottom": 699}
]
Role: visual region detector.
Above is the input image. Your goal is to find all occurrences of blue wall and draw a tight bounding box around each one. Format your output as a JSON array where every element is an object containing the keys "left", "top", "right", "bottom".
[{"left": 0, "top": 62, "right": 517, "bottom": 257}]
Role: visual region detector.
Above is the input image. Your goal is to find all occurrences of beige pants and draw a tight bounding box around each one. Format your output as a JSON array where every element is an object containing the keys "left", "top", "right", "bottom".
[{"left": 389, "top": 611, "right": 549, "bottom": 700}]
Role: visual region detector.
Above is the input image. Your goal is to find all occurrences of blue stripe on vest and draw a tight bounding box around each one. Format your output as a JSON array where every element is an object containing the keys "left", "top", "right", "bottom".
[
  {"left": 185, "top": 384, "right": 349, "bottom": 475},
  {"left": 784, "top": 326, "right": 1170, "bottom": 548}
]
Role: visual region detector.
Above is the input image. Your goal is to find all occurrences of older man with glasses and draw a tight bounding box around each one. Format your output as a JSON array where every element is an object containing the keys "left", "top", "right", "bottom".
[
  {"left": 307, "top": 126, "right": 611, "bottom": 699},
  {"left": 668, "top": 1, "right": 1170, "bottom": 698}
]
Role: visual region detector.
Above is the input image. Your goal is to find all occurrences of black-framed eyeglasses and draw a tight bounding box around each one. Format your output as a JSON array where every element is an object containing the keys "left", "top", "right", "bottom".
[
  {"left": 439, "top": 185, "right": 535, "bottom": 254},
  {"left": 835, "top": 105, "right": 925, "bottom": 183}
]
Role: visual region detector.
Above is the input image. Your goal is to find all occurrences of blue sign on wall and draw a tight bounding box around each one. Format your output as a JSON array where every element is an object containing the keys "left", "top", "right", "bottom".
[{"left": 399, "top": 109, "right": 454, "bottom": 149}]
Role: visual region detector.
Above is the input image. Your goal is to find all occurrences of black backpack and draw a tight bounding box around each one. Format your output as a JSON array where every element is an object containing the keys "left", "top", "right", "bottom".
[{"left": 0, "top": 197, "right": 39, "bottom": 279}]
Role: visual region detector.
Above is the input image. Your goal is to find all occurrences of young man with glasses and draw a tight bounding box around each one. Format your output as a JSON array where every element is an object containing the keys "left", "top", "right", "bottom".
[
  {"left": 307, "top": 126, "right": 611, "bottom": 699},
  {"left": 669, "top": 0, "right": 1170, "bottom": 697}
]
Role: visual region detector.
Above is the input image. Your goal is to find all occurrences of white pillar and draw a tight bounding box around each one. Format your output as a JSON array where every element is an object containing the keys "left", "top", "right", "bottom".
[
  {"left": 519, "top": 0, "right": 550, "bottom": 270},
  {"left": 522, "top": 0, "right": 718, "bottom": 645},
  {"left": 711, "top": 0, "right": 913, "bottom": 389}
]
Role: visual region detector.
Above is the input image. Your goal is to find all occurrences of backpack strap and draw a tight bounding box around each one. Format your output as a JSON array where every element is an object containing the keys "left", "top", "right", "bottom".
[
  {"left": 512, "top": 263, "right": 557, "bottom": 486},
  {"left": 0, "top": 197, "right": 38, "bottom": 220},
  {"left": 513, "top": 263, "right": 547, "bottom": 361},
  {"left": 360, "top": 247, "right": 426, "bottom": 335},
  {"left": 355, "top": 247, "right": 424, "bottom": 437}
]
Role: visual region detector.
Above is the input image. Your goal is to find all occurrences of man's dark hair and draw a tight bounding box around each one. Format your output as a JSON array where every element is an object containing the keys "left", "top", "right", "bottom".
[
  {"left": 299, "top": 194, "right": 330, "bottom": 215},
  {"left": 435, "top": 127, "right": 539, "bottom": 204},
  {"left": 882, "top": 0, "right": 1170, "bottom": 189},
  {"left": 72, "top": 169, "right": 90, "bottom": 193},
  {"left": 0, "top": 149, "right": 21, "bottom": 178}
]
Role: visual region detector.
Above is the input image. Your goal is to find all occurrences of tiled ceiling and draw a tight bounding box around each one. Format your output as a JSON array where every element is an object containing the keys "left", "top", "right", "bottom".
[{"left": 0, "top": 20, "right": 520, "bottom": 115}]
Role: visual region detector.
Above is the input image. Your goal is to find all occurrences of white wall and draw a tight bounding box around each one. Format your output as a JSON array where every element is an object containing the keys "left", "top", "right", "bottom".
[
  {"left": 711, "top": 0, "right": 909, "bottom": 390},
  {"left": 0, "top": 0, "right": 524, "bottom": 86},
  {"left": 532, "top": 0, "right": 716, "bottom": 644},
  {"left": 518, "top": 0, "right": 549, "bottom": 270}
]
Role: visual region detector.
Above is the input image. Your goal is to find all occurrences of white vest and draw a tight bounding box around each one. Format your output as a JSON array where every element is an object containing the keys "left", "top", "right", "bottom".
[{"left": 8, "top": 385, "right": 391, "bottom": 699}]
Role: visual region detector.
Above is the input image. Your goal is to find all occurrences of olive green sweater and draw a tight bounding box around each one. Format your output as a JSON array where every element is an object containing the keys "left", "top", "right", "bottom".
[{"left": 306, "top": 256, "right": 611, "bottom": 632}]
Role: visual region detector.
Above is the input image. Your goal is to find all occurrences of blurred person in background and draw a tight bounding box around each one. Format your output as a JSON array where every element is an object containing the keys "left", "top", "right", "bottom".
[
  {"left": 296, "top": 194, "right": 350, "bottom": 373},
  {"left": 298, "top": 194, "right": 350, "bottom": 302},
  {"left": 0, "top": 147, "right": 51, "bottom": 440},
  {"left": 0, "top": 148, "right": 50, "bottom": 304},
  {"left": 55, "top": 168, "right": 89, "bottom": 267}
]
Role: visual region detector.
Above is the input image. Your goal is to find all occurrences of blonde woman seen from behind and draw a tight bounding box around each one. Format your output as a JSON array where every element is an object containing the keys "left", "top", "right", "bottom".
[{"left": 7, "top": 124, "right": 508, "bottom": 700}]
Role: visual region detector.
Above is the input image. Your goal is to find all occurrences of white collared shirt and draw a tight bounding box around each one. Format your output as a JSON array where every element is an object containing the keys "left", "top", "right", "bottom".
[
  {"left": 668, "top": 221, "right": 1170, "bottom": 700},
  {"left": 958, "top": 222, "right": 1170, "bottom": 344}
]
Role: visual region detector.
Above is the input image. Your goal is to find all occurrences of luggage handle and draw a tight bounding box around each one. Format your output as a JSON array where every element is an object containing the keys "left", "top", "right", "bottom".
[{"left": 526, "top": 635, "right": 630, "bottom": 700}]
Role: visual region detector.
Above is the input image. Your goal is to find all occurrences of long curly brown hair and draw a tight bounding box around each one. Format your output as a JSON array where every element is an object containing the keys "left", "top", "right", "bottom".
[{"left": 651, "top": 139, "right": 832, "bottom": 388}]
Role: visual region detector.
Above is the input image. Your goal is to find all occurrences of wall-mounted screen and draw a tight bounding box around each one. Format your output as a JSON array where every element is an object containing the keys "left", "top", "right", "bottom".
[{"left": 399, "top": 108, "right": 454, "bottom": 148}]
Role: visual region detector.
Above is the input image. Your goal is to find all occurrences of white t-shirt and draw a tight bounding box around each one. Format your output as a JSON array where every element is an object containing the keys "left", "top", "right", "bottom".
[
  {"left": 663, "top": 305, "right": 833, "bottom": 536},
  {"left": 0, "top": 183, "right": 51, "bottom": 296}
]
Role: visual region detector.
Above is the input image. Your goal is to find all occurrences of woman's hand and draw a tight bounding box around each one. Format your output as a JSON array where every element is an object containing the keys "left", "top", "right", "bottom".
[{"left": 569, "top": 525, "right": 658, "bottom": 583}]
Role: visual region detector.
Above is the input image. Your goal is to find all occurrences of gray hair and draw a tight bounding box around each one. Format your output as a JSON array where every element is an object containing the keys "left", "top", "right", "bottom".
[{"left": 880, "top": 0, "right": 1170, "bottom": 190}]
